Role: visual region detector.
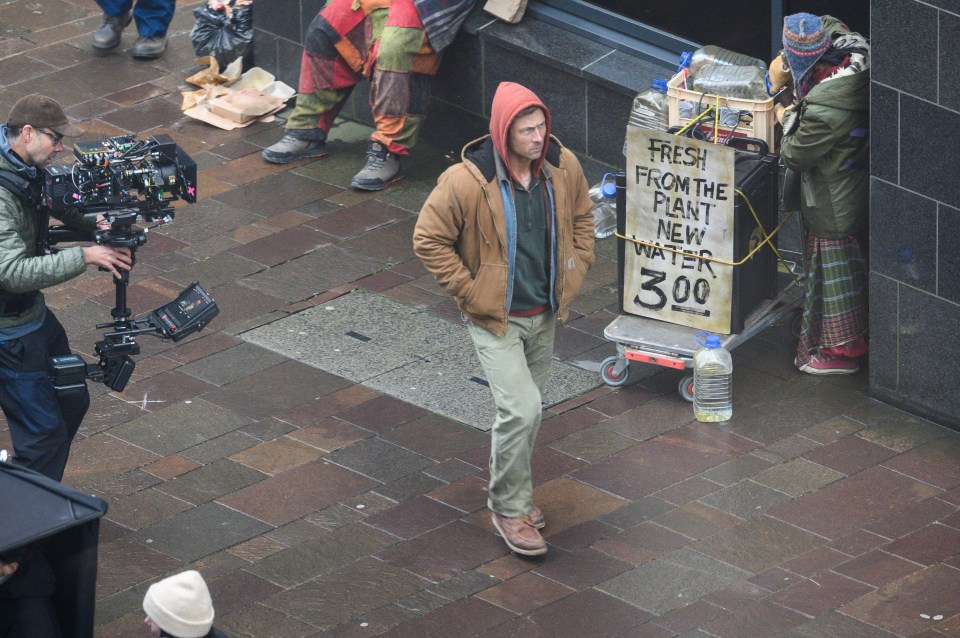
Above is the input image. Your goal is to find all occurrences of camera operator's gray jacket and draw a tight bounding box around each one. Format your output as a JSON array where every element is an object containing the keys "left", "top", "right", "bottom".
[{"left": 0, "top": 137, "right": 91, "bottom": 330}]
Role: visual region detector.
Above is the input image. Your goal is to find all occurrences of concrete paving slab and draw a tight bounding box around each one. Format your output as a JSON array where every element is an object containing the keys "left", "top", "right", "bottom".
[
  {"left": 598, "top": 548, "right": 750, "bottom": 615},
  {"left": 244, "top": 289, "right": 602, "bottom": 429},
  {"left": 130, "top": 501, "right": 273, "bottom": 563}
]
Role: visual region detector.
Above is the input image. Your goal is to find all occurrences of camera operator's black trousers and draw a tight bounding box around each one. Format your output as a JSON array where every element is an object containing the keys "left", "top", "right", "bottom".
[{"left": 0, "top": 311, "right": 89, "bottom": 482}]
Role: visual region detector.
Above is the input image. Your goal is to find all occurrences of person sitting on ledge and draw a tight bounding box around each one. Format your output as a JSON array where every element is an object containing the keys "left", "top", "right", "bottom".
[{"left": 261, "top": 0, "right": 476, "bottom": 192}]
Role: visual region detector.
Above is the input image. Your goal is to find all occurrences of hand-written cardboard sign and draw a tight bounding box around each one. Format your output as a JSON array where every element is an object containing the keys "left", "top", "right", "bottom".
[{"left": 623, "top": 128, "right": 736, "bottom": 333}]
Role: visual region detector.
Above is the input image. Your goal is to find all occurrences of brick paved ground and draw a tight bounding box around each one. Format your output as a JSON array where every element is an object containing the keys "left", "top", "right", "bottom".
[{"left": 1, "top": 2, "right": 959, "bottom": 637}]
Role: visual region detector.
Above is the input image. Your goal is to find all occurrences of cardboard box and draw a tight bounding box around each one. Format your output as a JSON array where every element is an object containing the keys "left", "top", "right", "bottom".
[
  {"left": 182, "top": 60, "right": 296, "bottom": 130},
  {"left": 207, "top": 88, "right": 284, "bottom": 123}
]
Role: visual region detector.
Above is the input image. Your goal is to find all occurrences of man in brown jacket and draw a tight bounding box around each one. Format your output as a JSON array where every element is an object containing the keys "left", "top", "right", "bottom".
[{"left": 413, "top": 82, "right": 594, "bottom": 556}]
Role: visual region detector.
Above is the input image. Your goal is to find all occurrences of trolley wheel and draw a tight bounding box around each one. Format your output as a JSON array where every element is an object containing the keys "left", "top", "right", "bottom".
[
  {"left": 678, "top": 374, "right": 695, "bottom": 403},
  {"left": 600, "top": 356, "right": 630, "bottom": 387}
]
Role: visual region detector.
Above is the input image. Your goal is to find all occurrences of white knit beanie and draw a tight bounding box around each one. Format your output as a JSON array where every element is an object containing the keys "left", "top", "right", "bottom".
[{"left": 142, "top": 570, "right": 214, "bottom": 638}]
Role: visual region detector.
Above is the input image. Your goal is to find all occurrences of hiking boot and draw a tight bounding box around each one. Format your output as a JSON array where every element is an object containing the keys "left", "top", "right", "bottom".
[
  {"left": 92, "top": 12, "right": 132, "bottom": 52},
  {"left": 821, "top": 337, "right": 869, "bottom": 359},
  {"left": 261, "top": 134, "right": 329, "bottom": 164},
  {"left": 132, "top": 35, "right": 168, "bottom": 59},
  {"left": 491, "top": 512, "right": 547, "bottom": 556},
  {"left": 526, "top": 505, "right": 545, "bottom": 530},
  {"left": 350, "top": 141, "right": 403, "bottom": 191},
  {"left": 796, "top": 352, "right": 859, "bottom": 375}
]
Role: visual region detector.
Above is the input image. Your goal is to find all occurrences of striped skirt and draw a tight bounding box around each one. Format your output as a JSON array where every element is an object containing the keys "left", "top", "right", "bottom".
[{"left": 795, "top": 232, "right": 869, "bottom": 365}]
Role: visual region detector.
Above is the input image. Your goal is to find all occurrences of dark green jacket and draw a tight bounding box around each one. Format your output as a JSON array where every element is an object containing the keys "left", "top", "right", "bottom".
[
  {"left": 0, "top": 148, "right": 90, "bottom": 329},
  {"left": 780, "top": 16, "right": 869, "bottom": 238}
]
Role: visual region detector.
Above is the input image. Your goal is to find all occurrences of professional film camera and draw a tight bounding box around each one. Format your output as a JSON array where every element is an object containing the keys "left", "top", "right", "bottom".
[{"left": 43, "top": 133, "right": 219, "bottom": 395}]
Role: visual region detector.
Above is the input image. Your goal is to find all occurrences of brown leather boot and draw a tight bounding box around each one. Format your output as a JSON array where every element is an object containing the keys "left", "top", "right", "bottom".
[
  {"left": 491, "top": 512, "right": 547, "bottom": 556},
  {"left": 527, "top": 504, "right": 545, "bottom": 530}
]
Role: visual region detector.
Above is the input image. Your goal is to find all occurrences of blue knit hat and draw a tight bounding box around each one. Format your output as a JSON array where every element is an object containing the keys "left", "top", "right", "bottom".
[{"left": 782, "top": 13, "right": 831, "bottom": 87}]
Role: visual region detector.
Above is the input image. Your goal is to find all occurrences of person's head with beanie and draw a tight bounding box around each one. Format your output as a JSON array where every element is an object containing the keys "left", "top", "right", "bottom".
[
  {"left": 782, "top": 13, "right": 831, "bottom": 98},
  {"left": 142, "top": 570, "right": 215, "bottom": 638}
]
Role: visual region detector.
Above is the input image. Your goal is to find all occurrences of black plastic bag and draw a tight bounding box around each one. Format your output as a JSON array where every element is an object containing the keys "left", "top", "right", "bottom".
[{"left": 190, "top": 2, "right": 254, "bottom": 69}]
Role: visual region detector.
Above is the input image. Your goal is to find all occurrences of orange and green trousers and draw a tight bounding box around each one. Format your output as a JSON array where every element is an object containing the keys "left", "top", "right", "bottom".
[{"left": 284, "top": 0, "right": 442, "bottom": 156}]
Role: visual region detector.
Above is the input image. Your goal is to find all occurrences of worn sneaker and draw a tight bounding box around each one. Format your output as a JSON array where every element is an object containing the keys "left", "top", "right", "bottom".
[
  {"left": 797, "top": 352, "right": 859, "bottom": 375},
  {"left": 821, "top": 338, "right": 869, "bottom": 359},
  {"left": 262, "top": 135, "right": 329, "bottom": 164},
  {"left": 92, "top": 12, "right": 132, "bottom": 52},
  {"left": 491, "top": 512, "right": 547, "bottom": 556},
  {"left": 350, "top": 141, "right": 403, "bottom": 191},
  {"left": 526, "top": 504, "right": 545, "bottom": 530},
  {"left": 132, "top": 35, "right": 167, "bottom": 59}
]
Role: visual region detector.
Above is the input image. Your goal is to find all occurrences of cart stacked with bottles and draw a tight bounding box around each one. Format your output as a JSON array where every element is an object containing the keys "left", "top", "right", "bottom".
[{"left": 597, "top": 46, "right": 803, "bottom": 400}]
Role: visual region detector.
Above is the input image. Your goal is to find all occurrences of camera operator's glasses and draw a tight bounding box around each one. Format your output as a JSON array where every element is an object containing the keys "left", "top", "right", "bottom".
[{"left": 38, "top": 128, "right": 64, "bottom": 145}]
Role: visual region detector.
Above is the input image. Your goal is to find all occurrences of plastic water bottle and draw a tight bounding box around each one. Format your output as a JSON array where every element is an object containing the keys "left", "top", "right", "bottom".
[
  {"left": 628, "top": 78, "right": 670, "bottom": 131},
  {"left": 623, "top": 78, "right": 670, "bottom": 155},
  {"left": 693, "top": 331, "right": 732, "bottom": 423},
  {"left": 687, "top": 45, "right": 766, "bottom": 76},
  {"left": 692, "top": 63, "right": 770, "bottom": 100},
  {"left": 588, "top": 175, "right": 618, "bottom": 239},
  {"left": 897, "top": 248, "right": 921, "bottom": 282}
]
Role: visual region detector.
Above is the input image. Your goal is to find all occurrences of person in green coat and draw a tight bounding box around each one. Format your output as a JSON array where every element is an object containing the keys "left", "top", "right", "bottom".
[
  {"left": 0, "top": 95, "right": 133, "bottom": 481},
  {"left": 776, "top": 14, "right": 870, "bottom": 375}
]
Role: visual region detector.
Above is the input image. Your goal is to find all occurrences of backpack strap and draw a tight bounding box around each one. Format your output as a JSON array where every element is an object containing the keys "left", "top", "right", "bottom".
[{"left": 0, "top": 168, "right": 34, "bottom": 200}]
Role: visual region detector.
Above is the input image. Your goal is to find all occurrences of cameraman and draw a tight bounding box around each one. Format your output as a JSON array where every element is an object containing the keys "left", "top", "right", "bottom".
[{"left": 0, "top": 94, "right": 132, "bottom": 481}]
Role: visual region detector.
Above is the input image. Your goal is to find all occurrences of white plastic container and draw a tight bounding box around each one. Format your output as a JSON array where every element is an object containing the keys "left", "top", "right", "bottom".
[
  {"left": 693, "top": 331, "right": 733, "bottom": 423},
  {"left": 692, "top": 63, "right": 769, "bottom": 101},
  {"left": 687, "top": 45, "right": 766, "bottom": 77},
  {"left": 588, "top": 176, "right": 618, "bottom": 239},
  {"left": 623, "top": 78, "right": 669, "bottom": 155}
]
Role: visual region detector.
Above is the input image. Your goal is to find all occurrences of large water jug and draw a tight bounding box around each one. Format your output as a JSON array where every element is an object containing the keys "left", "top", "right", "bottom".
[
  {"left": 687, "top": 45, "right": 766, "bottom": 77},
  {"left": 693, "top": 331, "right": 733, "bottom": 422},
  {"left": 623, "top": 78, "right": 669, "bottom": 155},
  {"left": 691, "top": 63, "right": 769, "bottom": 101},
  {"left": 588, "top": 175, "right": 618, "bottom": 239}
]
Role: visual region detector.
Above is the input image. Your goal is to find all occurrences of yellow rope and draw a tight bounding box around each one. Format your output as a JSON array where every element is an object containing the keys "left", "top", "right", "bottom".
[
  {"left": 713, "top": 93, "right": 720, "bottom": 143},
  {"left": 614, "top": 190, "right": 799, "bottom": 272},
  {"left": 674, "top": 106, "right": 716, "bottom": 137}
]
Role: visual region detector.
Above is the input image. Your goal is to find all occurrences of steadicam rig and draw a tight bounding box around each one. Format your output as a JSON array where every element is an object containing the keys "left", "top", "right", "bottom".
[{"left": 40, "top": 133, "right": 218, "bottom": 394}]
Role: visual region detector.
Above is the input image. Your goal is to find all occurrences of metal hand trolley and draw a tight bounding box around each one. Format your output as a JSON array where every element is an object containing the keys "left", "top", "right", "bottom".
[
  {"left": 599, "top": 136, "right": 804, "bottom": 401},
  {"left": 600, "top": 280, "right": 803, "bottom": 399}
]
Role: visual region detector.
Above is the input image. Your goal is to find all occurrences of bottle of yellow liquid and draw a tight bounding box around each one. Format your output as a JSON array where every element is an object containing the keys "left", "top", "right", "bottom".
[{"left": 693, "top": 332, "right": 732, "bottom": 423}]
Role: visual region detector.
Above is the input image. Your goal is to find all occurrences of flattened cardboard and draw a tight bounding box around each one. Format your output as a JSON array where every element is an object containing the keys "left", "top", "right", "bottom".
[
  {"left": 182, "top": 58, "right": 295, "bottom": 130},
  {"left": 208, "top": 88, "right": 285, "bottom": 123}
]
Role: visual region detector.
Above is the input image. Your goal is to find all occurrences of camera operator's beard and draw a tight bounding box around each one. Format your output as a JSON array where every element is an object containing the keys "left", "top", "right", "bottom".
[
  {"left": 26, "top": 146, "right": 58, "bottom": 168},
  {"left": 37, "top": 148, "right": 59, "bottom": 166}
]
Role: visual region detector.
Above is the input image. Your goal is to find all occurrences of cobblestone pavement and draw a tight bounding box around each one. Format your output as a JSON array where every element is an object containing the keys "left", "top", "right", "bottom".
[{"left": 1, "top": 3, "right": 959, "bottom": 637}]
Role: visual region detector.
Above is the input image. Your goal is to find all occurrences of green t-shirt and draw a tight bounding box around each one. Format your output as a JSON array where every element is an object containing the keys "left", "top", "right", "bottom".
[{"left": 510, "top": 178, "right": 550, "bottom": 312}]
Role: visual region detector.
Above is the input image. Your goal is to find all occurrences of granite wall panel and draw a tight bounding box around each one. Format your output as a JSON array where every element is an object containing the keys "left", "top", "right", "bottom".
[
  {"left": 586, "top": 83, "right": 631, "bottom": 163},
  {"left": 897, "top": 287, "right": 960, "bottom": 426},
  {"left": 870, "top": 83, "right": 898, "bottom": 185},
  {"left": 257, "top": 4, "right": 301, "bottom": 43},
  {"left": 869, "top": 179, "right": 936, "bottom": 293},
  {"left": 939, "top": 11, "right": 960, "bottom": 112},
  {"left": 872, "top": 0, "right": 937, "bottom": 101},
  {"left": 869, "top": 0, "right": 960, "bottom": 429},
  {"left": 868, "top": 272, "right": 898, "bottom": 393},
  {"left": 252, "top": 28, "right": 278, "bottom": 79},
  {"left": 901, "top": 95, "right": 960, "bottom": 209},
  {"left": 432, "top": 34, "right": 485, "bottom": 116},
  {"left": 938, "top": 203, "right": 960, "bottom": 305}
]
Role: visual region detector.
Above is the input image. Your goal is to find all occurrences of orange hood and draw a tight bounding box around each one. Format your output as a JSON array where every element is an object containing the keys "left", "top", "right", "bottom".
[{"left": 489, "top": 82, "right": 551, "bottom": 184}]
